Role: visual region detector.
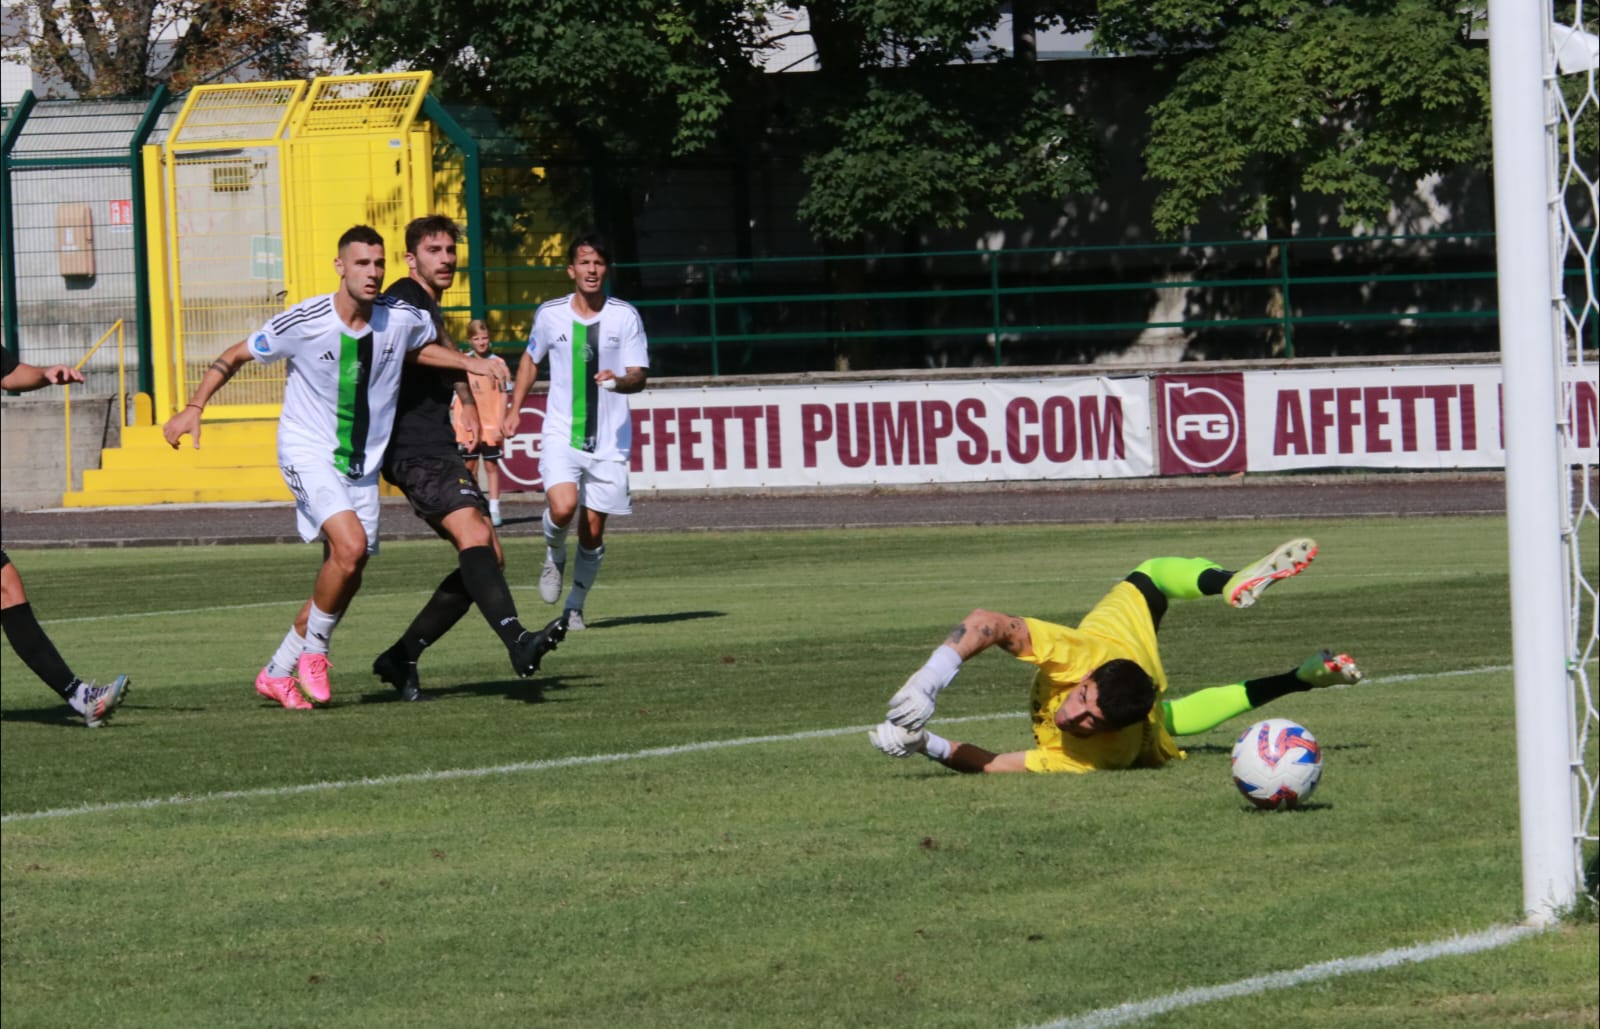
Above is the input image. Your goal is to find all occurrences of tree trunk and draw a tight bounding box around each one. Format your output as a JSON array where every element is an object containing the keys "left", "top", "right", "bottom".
[
  {"left": 1262, "top": 165, "right": 1297, "bottom": 357},
  {"left": 1012, "top": 1, "right": 1036, "bottom": 63}
]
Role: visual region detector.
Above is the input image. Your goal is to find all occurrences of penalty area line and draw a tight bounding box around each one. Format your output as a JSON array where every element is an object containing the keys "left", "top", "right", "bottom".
[
  {"left": 0, "top": 663, "right": 1536, "bottom": 824},
  {"left": 1024, "top": 923, "right": 1542, "bottom": 1029},
  {"left": 0, "top": 711, "right": 1019, "bottom": 825}
]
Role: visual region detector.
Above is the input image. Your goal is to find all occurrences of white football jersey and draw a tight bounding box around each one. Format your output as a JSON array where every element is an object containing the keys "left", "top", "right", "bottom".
[
  {"left": 525, "top": 295, "right": 650, "bottom": 460},
  {"left": 247, "top": 293, "right": 434, "bottom": 478}
]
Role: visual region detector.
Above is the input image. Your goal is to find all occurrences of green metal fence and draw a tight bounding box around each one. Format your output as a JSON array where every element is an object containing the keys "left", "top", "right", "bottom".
[
  {"left": 1, "top": 89, "right": 172, "bottom": 398},
  {"left": 464, "top": 232, "right": 1568, "bottom": 376}
]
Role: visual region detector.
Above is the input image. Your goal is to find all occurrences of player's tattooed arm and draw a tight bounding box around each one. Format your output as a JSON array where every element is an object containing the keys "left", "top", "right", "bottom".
[
  {"left": 164, "top": 340, "right": 253, "bottom": 448},
  {"left": 207, "top": 358, "right": 238, "bottom": 386},
  {"left": 948, "top": 610, "right": 1033, "bottom": 660}
]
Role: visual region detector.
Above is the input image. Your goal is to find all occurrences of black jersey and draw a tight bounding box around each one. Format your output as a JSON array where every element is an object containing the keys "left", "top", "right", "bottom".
[{"left": 382, "top": 277, "right": 463, "bottom": 464}]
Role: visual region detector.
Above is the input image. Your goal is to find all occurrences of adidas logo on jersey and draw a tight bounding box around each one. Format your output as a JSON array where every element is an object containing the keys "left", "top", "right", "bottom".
[{"left": 319, "top": 351, "right": 336, "bottom": 361}]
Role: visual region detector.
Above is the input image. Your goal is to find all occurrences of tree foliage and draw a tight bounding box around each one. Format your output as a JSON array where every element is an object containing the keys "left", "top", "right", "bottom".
[
  {"left": 306, "top": 0, "right": 1101, "bottom": 245},
  {"left": 1095, "top": 0, "right": 1492, "bottom": 237},
  {"left": 796, "top": 68, "right": 1096, "bottom": 238},
  {"left": 793, "top": 2, "right": 1098, "bottom": 242},
  {"left": 2, "top": 0, "right": 310, "bottom": 98},
  {"left": 305, "top": 0, "right": 759, "bottom": 163}
]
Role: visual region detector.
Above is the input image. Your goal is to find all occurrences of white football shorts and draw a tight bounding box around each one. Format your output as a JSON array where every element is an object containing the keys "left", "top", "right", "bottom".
[
  {"left": 280, "top": 454, "right": 383, "bottom": 554},
  {"left": 538, "top": 441, "right": 633, "bottom": 516}
]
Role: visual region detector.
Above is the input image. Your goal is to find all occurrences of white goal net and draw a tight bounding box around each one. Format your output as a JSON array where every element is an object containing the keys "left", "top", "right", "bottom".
[{"left": 1549, "top": 5, "right": 1600, "bottom": 911}]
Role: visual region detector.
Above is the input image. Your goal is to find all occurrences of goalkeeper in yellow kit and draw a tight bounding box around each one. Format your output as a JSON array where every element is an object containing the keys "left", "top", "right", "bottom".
[{"left": 868, "top": 538, "right": 1362, "bottom": 774}]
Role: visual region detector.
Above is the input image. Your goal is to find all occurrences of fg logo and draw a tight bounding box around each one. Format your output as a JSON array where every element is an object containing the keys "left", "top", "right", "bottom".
[
  {"left": 1160, "top": 377, "right": 1245, "bottom": 473},
  {"left": 498, "top": 401, "right": 546, "bottom": 493}
]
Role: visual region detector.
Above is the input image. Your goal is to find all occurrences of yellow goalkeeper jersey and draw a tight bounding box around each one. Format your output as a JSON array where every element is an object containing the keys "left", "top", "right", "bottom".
[{"left": 1018, "top": 581, "right": 1184, "bottom": 774}]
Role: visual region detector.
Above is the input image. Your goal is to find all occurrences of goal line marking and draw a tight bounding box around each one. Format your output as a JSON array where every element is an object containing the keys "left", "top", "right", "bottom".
[{"left": 1025, "top": 923, "right": 1541, "bottom": 1029}]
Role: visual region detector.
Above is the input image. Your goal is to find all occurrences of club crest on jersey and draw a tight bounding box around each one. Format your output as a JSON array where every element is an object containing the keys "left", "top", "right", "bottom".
[
  {"left": 250, "top": 332, "right": 271, "bottom": 356},
  {"left": 583, "top": 342, "right": 596, "bottom": 363}
]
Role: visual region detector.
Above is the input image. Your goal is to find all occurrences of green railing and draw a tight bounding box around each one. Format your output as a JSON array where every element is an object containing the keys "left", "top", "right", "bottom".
[{"left": 450, "top": 232, "right": 1595, "bottom": 375}]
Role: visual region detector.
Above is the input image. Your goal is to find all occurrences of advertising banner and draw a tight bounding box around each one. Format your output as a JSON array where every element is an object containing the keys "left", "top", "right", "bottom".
[
  {"left": 1240, "top": 365, "right": 1597, "bottom": 472},
  {"left": 501, "top": 377, "right": 1155, "bottom": 491},
  {"left": 500, "top": 364, "right": 1594, "bottom": 491}
]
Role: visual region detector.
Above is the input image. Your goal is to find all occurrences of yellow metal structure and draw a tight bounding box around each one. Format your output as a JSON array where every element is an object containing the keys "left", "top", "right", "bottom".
[
  {"left": 160, "top": 80, "right": 305, "bottom": 421},
  {"left": 62, "top": 320, "right": 125, "bottom": 496},
  {"left": 70, "top": 73, "right": 437, "bottom": 506},
  {"left": 281, "top": 73, "right": 433, "bottom": 305}
]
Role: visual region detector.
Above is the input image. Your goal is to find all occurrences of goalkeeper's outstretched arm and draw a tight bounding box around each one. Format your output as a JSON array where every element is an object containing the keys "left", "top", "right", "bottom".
[
  {"left": 884, "top": 610, "right": 1034, "bottom": 730},
  {"left": 868, "top": 721, "right": 1031, "bottom": 773}
]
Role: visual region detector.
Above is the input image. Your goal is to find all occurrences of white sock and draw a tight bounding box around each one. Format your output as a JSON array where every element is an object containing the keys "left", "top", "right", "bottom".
[
  {"left": 489, "top": 498, "right": 501, "bottom": 517},
  {"left": 566, "top": 544, "right": 604, "bottom": 612},
  {"left": 923, "top": 733, "right": 953, "bottom": 761},
  {"left": 267, "top": 628, "right": 306, "bottom": 677},
  {"left": 304, "top": 604, "right": 341, "bottom": 655},
  {"left": 543, "top": 509, "right": 568, "bottom": 566}
]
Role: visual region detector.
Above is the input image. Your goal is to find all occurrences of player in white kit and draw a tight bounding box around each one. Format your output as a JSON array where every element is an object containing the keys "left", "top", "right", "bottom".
[
  {"left": 503, "top": 233, "right": 649, "bottom": 631},
  {"left": 163, "top": 225, "right": 508, "bottom": 708}
]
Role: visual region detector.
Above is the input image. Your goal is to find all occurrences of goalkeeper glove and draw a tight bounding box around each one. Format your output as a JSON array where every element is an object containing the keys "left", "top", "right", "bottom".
[
  {"left": 869, "top": 720, "right": 927, "bottom": 758},
  {"left": 886, "top": 645, "right": 963, "bottom": 729}
]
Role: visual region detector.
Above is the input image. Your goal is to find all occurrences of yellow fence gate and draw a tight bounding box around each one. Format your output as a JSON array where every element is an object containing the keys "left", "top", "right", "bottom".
[{"left": 146, "top": 72, "right": 436, "bottom": 422}]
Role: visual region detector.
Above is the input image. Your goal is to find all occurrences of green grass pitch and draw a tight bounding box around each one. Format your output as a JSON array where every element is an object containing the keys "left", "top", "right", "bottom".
[{"left": 2, "top": 516, "right": 1596, "bottom": 1027}]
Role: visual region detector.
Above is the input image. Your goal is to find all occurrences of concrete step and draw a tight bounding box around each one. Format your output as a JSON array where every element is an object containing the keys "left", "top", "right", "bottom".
[{"left": 63, "top": 481, "right": 293, "bottom": 507}]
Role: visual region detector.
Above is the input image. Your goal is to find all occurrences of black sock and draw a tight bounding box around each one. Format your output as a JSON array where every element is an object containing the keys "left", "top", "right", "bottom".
[
  {"left": 401, "top": 569, "right": 474, "bottom": 660},
  {"left": 458, "top": 546, "right": 525, "bottom": 648},
  {"left": 1198, "top": 568, "right": 1230, "bottom": 596},
  {"left": 1, "top": 602, "right": 78, "bottom": 698},
  {"left": 1244, "top": 669, "right": 1310, "bottom": 707}
]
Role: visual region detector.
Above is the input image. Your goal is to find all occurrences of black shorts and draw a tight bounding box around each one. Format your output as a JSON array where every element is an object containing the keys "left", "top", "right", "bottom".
[
  {"left": 384, "top": 454, "right": 488, "bottom": 527},
  {"left": 459, "top": 442, "right": 503, "bottom": 461}
]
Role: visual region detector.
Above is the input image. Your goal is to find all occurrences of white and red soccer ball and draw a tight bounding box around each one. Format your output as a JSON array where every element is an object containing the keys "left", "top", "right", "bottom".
[{"left": 1230, "top": 718, "right": 1323, "bottom": 810}]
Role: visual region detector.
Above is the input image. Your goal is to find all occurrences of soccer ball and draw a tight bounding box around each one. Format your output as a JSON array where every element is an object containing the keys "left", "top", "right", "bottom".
[{"left": 1230, "top": 718, "right": 1322, "bottom": 810}]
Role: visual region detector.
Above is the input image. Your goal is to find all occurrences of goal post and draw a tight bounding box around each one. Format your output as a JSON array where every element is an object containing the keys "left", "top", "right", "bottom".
[{"left": 1487, "top": 0, "right": 1599, "bottom": 925}]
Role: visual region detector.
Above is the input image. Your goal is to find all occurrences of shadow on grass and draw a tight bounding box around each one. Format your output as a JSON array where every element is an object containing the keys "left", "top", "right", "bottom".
[
  {"left": 0, "top": 704, "right": 87, "bottom": 726},
  {"left": 557, "top": 609, "right": 726, "bottom": 630},
  {"left": 1239, "top": 801, "right": 1334, "bottom": 813},
  {"left": 356, "top": 673, "right": 598, "bottom": 706}
]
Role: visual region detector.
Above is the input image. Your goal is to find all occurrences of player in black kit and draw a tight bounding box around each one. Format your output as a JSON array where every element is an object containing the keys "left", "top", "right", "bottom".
[{"left": 374, "top": 216, "right": 563, "bottom": 701}]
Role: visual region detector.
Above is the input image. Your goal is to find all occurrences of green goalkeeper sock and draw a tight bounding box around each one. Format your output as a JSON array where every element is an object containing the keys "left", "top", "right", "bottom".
[
  {"left": 1162, "top": 683, "right": 1252, "bottom": 736},
  {"left": 1133, "top": 556, "right": 1225, "bottom": 600}
]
